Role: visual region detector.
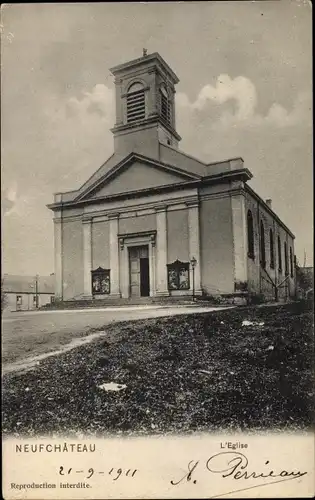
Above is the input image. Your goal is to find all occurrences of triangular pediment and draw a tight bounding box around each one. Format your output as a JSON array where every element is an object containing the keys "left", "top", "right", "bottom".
[{"left": 76, "top": 153, "right": 200, "bottom": 201}]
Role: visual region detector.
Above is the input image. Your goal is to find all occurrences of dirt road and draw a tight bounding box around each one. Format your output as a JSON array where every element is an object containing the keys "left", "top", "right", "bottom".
[{"left": 2, "top": 305, "right": 229, "bottom": 370}]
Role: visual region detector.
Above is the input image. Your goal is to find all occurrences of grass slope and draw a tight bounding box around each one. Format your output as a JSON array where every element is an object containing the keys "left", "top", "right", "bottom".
[{"left": 2, "top": 302, "right": 314, "bottom": 436}]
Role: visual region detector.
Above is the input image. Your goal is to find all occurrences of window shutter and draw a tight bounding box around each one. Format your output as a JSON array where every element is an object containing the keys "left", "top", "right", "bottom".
[{"left": 126, "top": 84, "right": 146, "bottom": 123}]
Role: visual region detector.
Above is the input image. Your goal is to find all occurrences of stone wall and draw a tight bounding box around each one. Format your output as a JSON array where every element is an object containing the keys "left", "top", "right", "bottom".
[
  {"left": 92, "top": 220, "right": 110, "bottom": 270},
  {"left": 118, "top": 213, "right": 156, "bottom": 235},
  {"left": 245, "top": 191, "right": 295, "bottom": 300},
  {"left": 199, "top": 194, "right": 235, "bottom": 295},
  {"left": 167, "top": 208, "right": 189, "bottom": 263},
  {"left": 62, "top": 220, "right": 84, "bottom": 300}
]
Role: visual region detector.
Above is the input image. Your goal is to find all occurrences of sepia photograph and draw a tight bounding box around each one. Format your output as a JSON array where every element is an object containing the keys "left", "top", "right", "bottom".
[{"left": 1, "top": 1, "right": 313, "bottom": 498}]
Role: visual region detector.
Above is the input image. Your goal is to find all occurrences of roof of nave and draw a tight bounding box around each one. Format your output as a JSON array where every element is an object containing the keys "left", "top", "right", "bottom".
[
  {"left": 245, "top": 184, "right": 295, "bottom": 239},
  {"left": 50, "top": 144, "right": 246, "bottom": 205}
]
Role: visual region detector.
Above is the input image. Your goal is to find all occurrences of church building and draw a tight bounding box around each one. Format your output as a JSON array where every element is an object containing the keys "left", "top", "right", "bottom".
[{"left": 48, "top": 51, "right": 296, "bottom": 303}]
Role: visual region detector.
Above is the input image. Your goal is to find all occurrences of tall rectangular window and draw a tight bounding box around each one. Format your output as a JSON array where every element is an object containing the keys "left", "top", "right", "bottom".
[
  {"left": 269, "top": 229, "right": 275, "bottom": 269},
  {"left": 247, "top": 210, "right": 255, "bottom": 259},
  {"left": 278, "top": 236, "right": 282, "bottom": 272},
  {"left": 289, "top": 247, "right": 294, "bottom": 278},
  {"left": 284, "top": 242, "right": 289, "bottom": 276},
  {"left": 260, "top": 220, "right": 266, "bottom": 269}
]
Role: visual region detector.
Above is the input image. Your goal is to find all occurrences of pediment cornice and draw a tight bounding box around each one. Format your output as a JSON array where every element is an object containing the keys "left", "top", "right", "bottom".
[{"left": 74, "top": 152, "right": 201, "bottom": 203}]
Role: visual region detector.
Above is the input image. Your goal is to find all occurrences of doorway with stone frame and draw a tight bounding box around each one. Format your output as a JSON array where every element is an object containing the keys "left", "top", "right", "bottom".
[
  {"left": 129, "top": 245, "right": 150, "bottom": 297},
  {"left": 119, "top": 231, "right": 156, "bottom": 299}
]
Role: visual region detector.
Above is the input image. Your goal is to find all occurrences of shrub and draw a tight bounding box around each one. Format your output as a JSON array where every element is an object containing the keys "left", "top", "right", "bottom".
[
  {"left": 206, "top": 294, "right": 222, "bottom": 305},
  {"left": 248, "top": 292, "right": 266, "bottom": 305},
  {"left": 293, "top": 297, "right": 313, "bottom": 314}
]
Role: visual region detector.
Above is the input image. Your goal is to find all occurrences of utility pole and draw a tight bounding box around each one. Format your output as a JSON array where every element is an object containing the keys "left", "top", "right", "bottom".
[
  {"left": 190, "top": 256, "right": 197, "bottom": 302},
  {"left": 35, "top": 274, "right": 39, "bottom": 309}
]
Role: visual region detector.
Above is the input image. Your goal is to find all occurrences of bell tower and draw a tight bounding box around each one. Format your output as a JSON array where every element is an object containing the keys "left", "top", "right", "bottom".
[{"left": 110, "top": 50, "right": 181, "bottom": 159}]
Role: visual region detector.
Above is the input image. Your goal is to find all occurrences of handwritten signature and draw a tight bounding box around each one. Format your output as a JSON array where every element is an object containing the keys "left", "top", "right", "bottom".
[{"left": 171, "top": 452, "right": 307, "bottom": 497}]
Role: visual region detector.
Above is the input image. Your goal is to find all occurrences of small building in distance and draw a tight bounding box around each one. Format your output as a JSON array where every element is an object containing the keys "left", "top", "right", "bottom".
[
  {"left": 2, "top": 274, "right": 55, "bottom": 312},
  {"left": 48, "top": 51, "right": 296, "bottom": 304}
]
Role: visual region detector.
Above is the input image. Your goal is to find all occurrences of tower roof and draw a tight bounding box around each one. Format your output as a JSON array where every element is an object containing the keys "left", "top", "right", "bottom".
[{"left": 109, "top": 52, "right": 179, "bottom": 84}]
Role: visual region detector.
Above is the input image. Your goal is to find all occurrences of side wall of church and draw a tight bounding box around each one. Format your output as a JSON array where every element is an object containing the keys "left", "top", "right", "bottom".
[
  {"left": 62, "top": 220, "right": 84, "bottom": 300},
  {"left": 245, "top": 192, "right": 296, "bottom": 300},
  {"left": 199, "top": 195, "right": 235, "bottom": 295},
  {"left": 167, "top": 208, "right": 189, "bottom": 263}
]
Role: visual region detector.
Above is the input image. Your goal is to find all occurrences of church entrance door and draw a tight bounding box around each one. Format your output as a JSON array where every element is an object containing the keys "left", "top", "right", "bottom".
[{"left": 129, "top": 245, "right": 150, "bottom": 297}]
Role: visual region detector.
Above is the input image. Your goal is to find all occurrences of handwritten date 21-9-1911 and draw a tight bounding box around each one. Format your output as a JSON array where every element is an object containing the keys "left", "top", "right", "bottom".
[{"left": 59, "top": 466, "right": 137, "bottom": 481}]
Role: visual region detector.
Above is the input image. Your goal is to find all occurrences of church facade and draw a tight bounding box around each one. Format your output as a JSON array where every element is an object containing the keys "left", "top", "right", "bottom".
[{"left": 48, "top": 52, "right": 296, "bottom": 303}]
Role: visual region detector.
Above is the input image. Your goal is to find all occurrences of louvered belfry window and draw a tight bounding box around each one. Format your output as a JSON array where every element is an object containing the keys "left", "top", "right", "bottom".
[
  {"left": 126, "top": 82, "right": 146, "bottom": 123},
  {"left": 160, "top": 84, "right": 171, "bottom": 124}
]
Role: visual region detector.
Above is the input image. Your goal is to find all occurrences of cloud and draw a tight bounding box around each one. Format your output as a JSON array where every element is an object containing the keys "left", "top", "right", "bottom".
[
  {"left": 264, "top": 90, "right": 312, "bottom": 127},
  {"left": 30, "top": 83, "right": 116, "bottom": 193},
  {"left": 2, "top": 182, "right": 31, "bottom": 217},
  {"left": 2, "top": 182, "right": 18, "bottom": 216},
  {"left": 2, "top": 197, "right": 15, "bottom": 217},
  {"left": 177, "top": 74, "right": 257, "bottom": 120},
  {"left": 6, "top": 182, "right": 17, "bottom": 203},
  {"left": 66, "top": 84, "right": 114, "bottom": 120},
  {"left": 177, "top": 75, "right": 311, "bottom": 130}
]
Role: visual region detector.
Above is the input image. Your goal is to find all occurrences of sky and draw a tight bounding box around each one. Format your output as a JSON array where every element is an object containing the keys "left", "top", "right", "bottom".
[{"left": 1, "top": 0, "right": 312, "bottom": 276}]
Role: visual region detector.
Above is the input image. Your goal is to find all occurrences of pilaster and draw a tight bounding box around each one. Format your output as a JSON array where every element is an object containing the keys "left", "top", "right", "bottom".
[
  {"left": 155, "top": 206, "right": 169, "bottom": 296},
  {"left": 119, "top": 237, "right": 129, "bottom": 299},
  {"left": 54, "top": 219, "right": 63, "bottom": 299},
  {"left": 114, "top": 78, "right": 123, "bottom": 127},
  {"left": 147, "top": 67, "right": 158, "bottom": 117},
  {"left": 149, "top": 234, "right": 156, "bottom": 296},
  {"left": 82, "top": 217, "right": 93, "bottom": 298},
  {"left": 108, "top": 213, "right": 121, "bottom": 297},
  {"left": 187, "top": 202, "right": 202, "bottom": 294},
  {"left": 231, "top": 193, "right": 248, "bottom": 287}
]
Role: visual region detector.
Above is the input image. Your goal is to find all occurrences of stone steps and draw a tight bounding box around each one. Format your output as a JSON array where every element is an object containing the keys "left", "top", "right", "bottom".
[{"left": 40, "top": 295, "right": 198, "bottom": 310}]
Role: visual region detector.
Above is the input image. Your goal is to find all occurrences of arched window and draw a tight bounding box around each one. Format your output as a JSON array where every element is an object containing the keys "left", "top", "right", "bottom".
[
  {"left": 126, "top": 82, "right": 145, "bottom": 123},
  {"left": 159, "top": 84, "right": 172, "bottom": 124},
  {"left": 260, "top": 220, "right": 266, "bottom": 268},
  {"left": 284, "top": 242, "right": 289, "bottom": 275},
  {"left": 247, "top": 210, "right": 255, "bottom": 259},
  {"left": 278, "top": 236, "right": 282, "bottom": 272},
  {"left": 269, "top": 229, "right": 275, "bottom": 269},
  {"left": 289, "top": 247, "right": 294, "bottom": 278}
]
